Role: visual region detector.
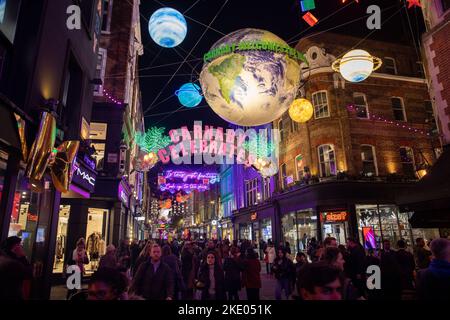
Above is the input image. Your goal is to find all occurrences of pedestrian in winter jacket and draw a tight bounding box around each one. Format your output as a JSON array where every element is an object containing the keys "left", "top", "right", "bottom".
[
  {"left": 162, "top": 245, "right": 184, "bottom": 300},
  {"left": 99, "top": 245, "right": 118, "bottom": 269},
  {"left": 130, "top": 244, "right": 174, "bottom": 300},
  {"left": 265, "top": 242, "right": 276, "bottom": 275},
  {"left": 242, "top": 248, "right": 261, "bottom": 300},
  {"left": 223, "top": 246, "right": 245, "bottom": 300},
  {"left": 272, "top": 248, "right": 294, "bottom": 300},
  {"left": 416, "top": 238, "right": 450, "bottom": 301},
  {"left": 395, "top": 240, "right": 416, "bottom": 290},
  {"left": 196, "top": 251, "right": 226, "bottom": 300},
  {"left": 181, "top": 242, "right": 199, "bottom": 300}
]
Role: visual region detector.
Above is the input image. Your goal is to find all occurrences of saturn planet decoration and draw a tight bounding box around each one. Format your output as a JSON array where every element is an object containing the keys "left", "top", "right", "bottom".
[
  {"left": 148, "top": 7, "right": 187, "bottom": 48},
  {"left": 289, "top": 98, "right": 314, "bottom": 123},
  {"left": 176, "top": 83, "right": 203, "bottom": 108},
  {"left": 332, "top": 49, "right": 382, "bottom": 83}
]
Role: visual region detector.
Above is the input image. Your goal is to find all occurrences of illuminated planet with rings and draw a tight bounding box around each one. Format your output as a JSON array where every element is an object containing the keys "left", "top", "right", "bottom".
[
  {"left": 175, "top": 83, "right": 203, "bottom": 108},
  {"left": 148, "top": 7, "right": 187, "bottom": 48}
]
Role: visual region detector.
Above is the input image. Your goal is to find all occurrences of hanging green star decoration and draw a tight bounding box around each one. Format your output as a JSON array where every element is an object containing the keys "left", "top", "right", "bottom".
[
  {"left": 135, "top": 127, "right": 172, "bottom": 153},
  {"left": 242, "top": 136, "right": 276, "bottom": 158}
]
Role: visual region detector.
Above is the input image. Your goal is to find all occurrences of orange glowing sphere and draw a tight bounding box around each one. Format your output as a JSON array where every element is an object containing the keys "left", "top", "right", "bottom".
[{"left": 288, "top": 98, "right": 313, "bottom": 123}]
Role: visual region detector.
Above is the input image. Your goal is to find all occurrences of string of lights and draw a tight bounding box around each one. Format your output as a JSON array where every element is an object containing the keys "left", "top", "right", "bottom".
[{"left": 102, "top": 88, "right": 123, "bottom": 106}]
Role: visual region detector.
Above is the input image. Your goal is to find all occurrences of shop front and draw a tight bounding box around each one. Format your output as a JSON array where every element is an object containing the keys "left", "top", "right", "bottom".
[
  {"left": 319, "top": 209, "right": 350, "bottom": 246},
  {"left": 233, "top": 205, "right": 276, "bottom": 244},
  {"left": 220, "top": 218, "right": 234, "bottom": 241},
  {"left": 281, "top": 208, "right": 317, "bottom": 256}
]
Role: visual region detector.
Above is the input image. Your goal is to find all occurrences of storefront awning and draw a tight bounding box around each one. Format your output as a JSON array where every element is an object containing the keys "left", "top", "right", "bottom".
[
  {"left": 398, "top": 145, "right": 450, "bottom": 228},
  {"left": 0, "top": 98, "right": 21, "bottom": 152}
]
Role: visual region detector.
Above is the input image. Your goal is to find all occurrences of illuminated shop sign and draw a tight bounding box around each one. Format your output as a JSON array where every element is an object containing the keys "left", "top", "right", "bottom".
[
  {"left": 72, "top": 159, "right": 97, "bottom": 193},
  {"left": 118, "top": 181, "right": 130, "bottom": 207},
  {"left": 322, "top": 211, "right": 349, "bottom": 222}
]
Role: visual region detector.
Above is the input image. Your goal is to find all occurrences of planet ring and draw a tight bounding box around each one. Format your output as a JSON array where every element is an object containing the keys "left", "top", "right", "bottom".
[{"left": 331, "top": 55, "right": 383, "bottom": 73}]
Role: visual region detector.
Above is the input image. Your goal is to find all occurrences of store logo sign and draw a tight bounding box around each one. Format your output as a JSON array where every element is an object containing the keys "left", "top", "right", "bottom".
[
  {"left": 324, "top": 211, "right": 348, "bottom": 222},
  {"left": 76, "top": 168, "right": 96, "bottom": 186},
  {"left": 72, "top": 159, "right": 97, "bottom": 193},
  {"left": 251, "top": 212, "right": 258, "bottom": 221}
]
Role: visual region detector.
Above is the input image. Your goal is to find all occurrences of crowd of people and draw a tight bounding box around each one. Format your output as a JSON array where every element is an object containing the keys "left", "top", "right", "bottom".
[{"left": 0, "top": 235, "right": 449, "bottom": 301}]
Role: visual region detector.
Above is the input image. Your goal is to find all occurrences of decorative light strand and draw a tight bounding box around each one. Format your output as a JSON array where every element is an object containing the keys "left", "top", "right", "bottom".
[
  {"left": 102, "top": 88, "right": 123, "bottom": 106},
  {"left": 346, "top": 104, "right": 431, "bottom": 136}
]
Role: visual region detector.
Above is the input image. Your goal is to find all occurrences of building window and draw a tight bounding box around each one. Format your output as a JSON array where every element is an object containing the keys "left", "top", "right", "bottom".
[
  {"left": 94, "top": 48, "right": 107, "bottom": 96},
  {"left": 245, "top": 178, "right": 258, "bottom": 207},
  {"left": 280, "top": 163, "right": 287, "bottom": 188},
  {"left": 318, "top": 144, "right": 336, "bottom": 177},
  {"left": 278, "top": 119, "right": 284, "bottom": 141},
  {"left": 384, "top": 57, "right": 397, "bottom": 75},
  {"left": 101, "top": 0, "right": 113, "bottom": 32},
  {"left": 424, "top": 100, "right": 437, "bottom": 132},
  {"left": 90, "top": 122, "right": 107, "bottom": 171},
  {"left": 295, "top": 154, "right": 304, "bottom": 180},
  {"left": 263, "top": 177, "right": 271, "bottom": 200},
  {"left": 361, "top": 145, "right": 378, "bottom": 176},
  {"left": 399, "top": 147, "right": 415, "bottom": 178},
  {"left": 313, "top": 91, "right": 329, "bottom": 119},
  {"left": 391, "top": 97, "right": 406, "bottom": 121},
  {"left": 353, "top": 93, "right": 369, "bottom": 119},
  {"left": 290, "top": 118, "right": 298, "bottom": 133}
]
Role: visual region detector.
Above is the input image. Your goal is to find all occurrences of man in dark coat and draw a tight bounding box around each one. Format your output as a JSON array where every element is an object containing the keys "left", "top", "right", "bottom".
[
  {"left": 345, "top": 238, "right": 366, "bottom": 297},
  {"left": 395, "top": 239, "right": 415, "bottom": 290},
  {"left": 379, "top": 239, "right": 402, "bottom": 300},
  {"left": 223, "top": 246, "right": 245, "bottom": 300},
  {"left": 130, "top": 244, "right": 174, "bottom": 300},
  {"left": 416, "top": 238, "right": 450, "bottom": 300},
  {"left": 414, "top": 237, "right": 432, "bottom": 270}
]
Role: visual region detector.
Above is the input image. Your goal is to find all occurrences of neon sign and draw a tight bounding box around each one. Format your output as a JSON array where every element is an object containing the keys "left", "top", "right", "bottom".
[
  {"left": 160, "top": 183, "right": 210, "bottom": 193},
  {"left": 323, "top": 211, "right": 348, "bottom": 222},
  {"left": 164, "top": 170, "right": 220, "bottom": 184}
]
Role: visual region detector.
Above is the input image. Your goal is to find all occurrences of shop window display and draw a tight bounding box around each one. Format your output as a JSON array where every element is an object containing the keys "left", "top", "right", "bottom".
[
  {"left": 85, "top": 208, "right": 108, "bottom": 273},
  {"left": 239, "top": 223, "right": 252, "bottom": 240},
  {"left": 320, "top": 211, "right": 349, "bottom": 246},
  {"left": 282, "top": 209, "right": 316, "bottom": 257},
  {"left": 260, "top": 218, "right": 272, "bottom": 242},
  {"left": 53, "top": 205, "right": 71, "bottom": 273}
]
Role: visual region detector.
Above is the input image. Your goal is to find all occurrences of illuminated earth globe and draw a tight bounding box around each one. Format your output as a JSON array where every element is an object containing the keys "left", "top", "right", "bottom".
[
  {"left": 148, "top": 7, "right": 187, "bottom": 48},
  {"left": 200, "top": 28, "right": 301, "bottom": 126}
]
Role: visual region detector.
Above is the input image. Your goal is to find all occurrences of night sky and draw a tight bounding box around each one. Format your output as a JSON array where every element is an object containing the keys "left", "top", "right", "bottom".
[{"left": 138, "top": 0, "right": 425, "bottom": 131}]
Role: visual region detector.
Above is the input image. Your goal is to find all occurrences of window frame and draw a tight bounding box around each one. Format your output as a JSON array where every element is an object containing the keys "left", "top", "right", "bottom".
[
  {"left": 94, "top": 48, "right": 107, "bottom": 96},
  {"left": 399, "top": 146, "right": 416, "bottom": 178},
  {"left": 245, "top": 178, "right": 258, "bottom": 207},
  {"left": 353, "top": 92, "right": 369, "bottom": 119},
  {"left": 295, "top": 154, "right": 304, "bottom": 181},
  {"left": 280, "top": 163, "right": 287, "bottom": 189},
  {"left": 101, "top": 0, "right": 114, "bottom": 33},
  {"left": 318, "top": 144, "right": 336, "bottom": 177},
  {"left": 278, "top": 119, "right": 284, "bottom": 141},
  {"left": 312, "top": 90, "right": 330, "bottom": 119},
  {"left": 263, "top": 177, "right": 271, "bottom": 200},
  {"left": 360, "top": 145, "right": 378, "bottom": 176},
  {"left": 391, "top": 97, "right": 407, "bottom": 122},
  {"left": 383, "top": 57, "right": 397, "bottom": 75}
]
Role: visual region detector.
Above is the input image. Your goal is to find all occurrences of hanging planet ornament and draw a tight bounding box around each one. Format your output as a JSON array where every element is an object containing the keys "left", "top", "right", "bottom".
[
  {"left": 332, "top": 49, "right": 382, "bottom": 83},
  {"left": 175, "top": 83, "right": 203, "bottom": 108},
  {"left": 289, "top": 98, "right": 314, "bottom": 123},
  {"left": 148, "top": 7, "right": 187, "bottom": 48}
]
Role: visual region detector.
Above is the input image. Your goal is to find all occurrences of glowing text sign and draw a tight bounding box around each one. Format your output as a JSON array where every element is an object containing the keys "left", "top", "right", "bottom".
[{"left": 164, "top": 170, "right": 220, "bottom": 184}]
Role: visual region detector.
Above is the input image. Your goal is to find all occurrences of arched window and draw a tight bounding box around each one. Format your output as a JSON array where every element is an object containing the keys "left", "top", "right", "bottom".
[
  {"left": 361, "top": 145, "right": 378, "bottom": 176},
  {"left": 318, "top": 145, "right": 336, "bottom": 177}
]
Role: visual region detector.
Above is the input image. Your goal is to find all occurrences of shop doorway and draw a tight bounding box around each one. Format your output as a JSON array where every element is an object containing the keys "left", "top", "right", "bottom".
[
  {"left": 322, "top": 222, "right": 348, "bottom": 245},
  {"left": 85, "top": 208, "right": 109, "bottom": 274},
  {"left": 53, "top": 205, "right": 71, "bottom": 273}
]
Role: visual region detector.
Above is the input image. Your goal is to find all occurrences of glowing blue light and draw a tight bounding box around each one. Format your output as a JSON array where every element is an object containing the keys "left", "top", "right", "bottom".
[
  {"left": 148, "top": 7, "right": 187, "bottom": 48},
  {"left": 175, "top": 83, "right": 203, "bottom": 108}
]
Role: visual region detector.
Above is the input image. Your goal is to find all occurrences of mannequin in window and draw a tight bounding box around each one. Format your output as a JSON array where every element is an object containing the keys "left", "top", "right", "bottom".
[{"left": 87, "top": 232, "right": 101, "bottom": 271}]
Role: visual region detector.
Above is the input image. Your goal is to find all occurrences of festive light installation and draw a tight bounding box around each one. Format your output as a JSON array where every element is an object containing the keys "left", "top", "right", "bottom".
[
  {"left": 332, "top": 49, "right": 382, "bottom": 82},
  {"left": 302, "top": 12, "right": 318, "bottom": 26},
  {"left": 164, "top": 170, "right": 220, "bottom": 184},
  {"left": 346, "top": 104, "right": 431, "bottom": 136},
  {"left": 175, "top": 83, "right": 203, "bottom": 108},
  {"left": 102, "top": 88, "right": 123, "bottom": 105},
  {"left": 406, "top": 0, "right": 421, "bottom": 9},
  {"left": 300, "top": 0, "right": 316, "bottom": 12},
  {"left": 342, "top": 0, "right": 359, "bottom": 3},
  {"left": 160, "top": 183, "right": 210, "bottom": 193},
  {"left": 135, "top": 127, "right": 172, "bottom": 153},
  {"left": 132, "top": 150, "right": 158, "bottom": 172},
  {"left": 289, "top": 98, "right": 314, "bottom": 123},
  {"left": 148, "top": 7, "right": 187, "bottom": 48}
]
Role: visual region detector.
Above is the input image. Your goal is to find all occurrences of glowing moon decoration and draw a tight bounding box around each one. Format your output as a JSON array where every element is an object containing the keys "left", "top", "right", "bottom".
[
  {"left": 175, "top": 83, "right": 203, "bottom": 108},
  {"left": 289, "top": 98, "right": 314, "bottom": 123},
  {"left": 148, "top": 7, "right": 187, "bottom": 48},
  {"left": 200, "top": 28, "right": 302, "bottom": 126},
  {"left": 332, "top": 49, "right": 382, "bottom": 83}
]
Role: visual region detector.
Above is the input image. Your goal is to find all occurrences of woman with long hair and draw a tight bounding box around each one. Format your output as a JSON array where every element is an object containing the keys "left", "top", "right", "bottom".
[
  {"left": 272, "top": 248, "right": 294, "bottom": 300},
  {"left": 242, "top": 248, "right": 261, "bottom": 300},
  {"left": 196, "top": 251, "right": 226, "bottom": 300}
]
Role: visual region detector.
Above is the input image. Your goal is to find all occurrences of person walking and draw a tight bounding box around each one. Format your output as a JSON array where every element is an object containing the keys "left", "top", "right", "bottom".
[
  {"left": 66, "top": 237, "right": 89, "bottom": 299},
  {"left": 130, "top": 244, "right": 174, "bottom": 300},
  {"left": 181, "top": 241, "right": 199, "bottom": 300},
  {"left": 161, "top": 244, "right": 184, "bottom": 300},
  {"left": 130, "top": 240, "right": 140, "bottom": 275},
  {"left": 345, "top": 238, "right": 367, "bottom": 297},
  {"left": 416, "top": 238, "right": 450, "bottom": 300},
  {"left": 116, "top": 238, "right": 131, "bottom": 273},
  {"left": 379, "top": 239, "right": 402, "bottom": 300},
  {"left": 294, "top": 252, "right": 308, "bottom": 295},
  {"left": 265, "top": 241, "right": 276, "bottom": 275},
  {"left": 223, "top": 246, "right": 245, "bottom": 300},
  {"left": 414, "top": 237, "right": 432, "bottom": 270},
  {"left": 395, "top": 240, "right": 416, "bottom": 293},
  {"left": 99, "top": 244, "right": 118, "bottom": 269},
  {"left": 196, "top": 251, "right": 226, "bottom": 300},
  {"left": 272, "top": 248, "right": 294, "bottom": 300},
  {"left": 242, "top": 248, "right": 261, "bottom": 300},
  {"left": 296, "top": 262, "right": 344, "bottom": 300},
  {"left": 307, "top": 237, "right": 319, "bottom": 262},
  {"left": 321, "top": 247, "right": 361, "bottom": 300}
]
